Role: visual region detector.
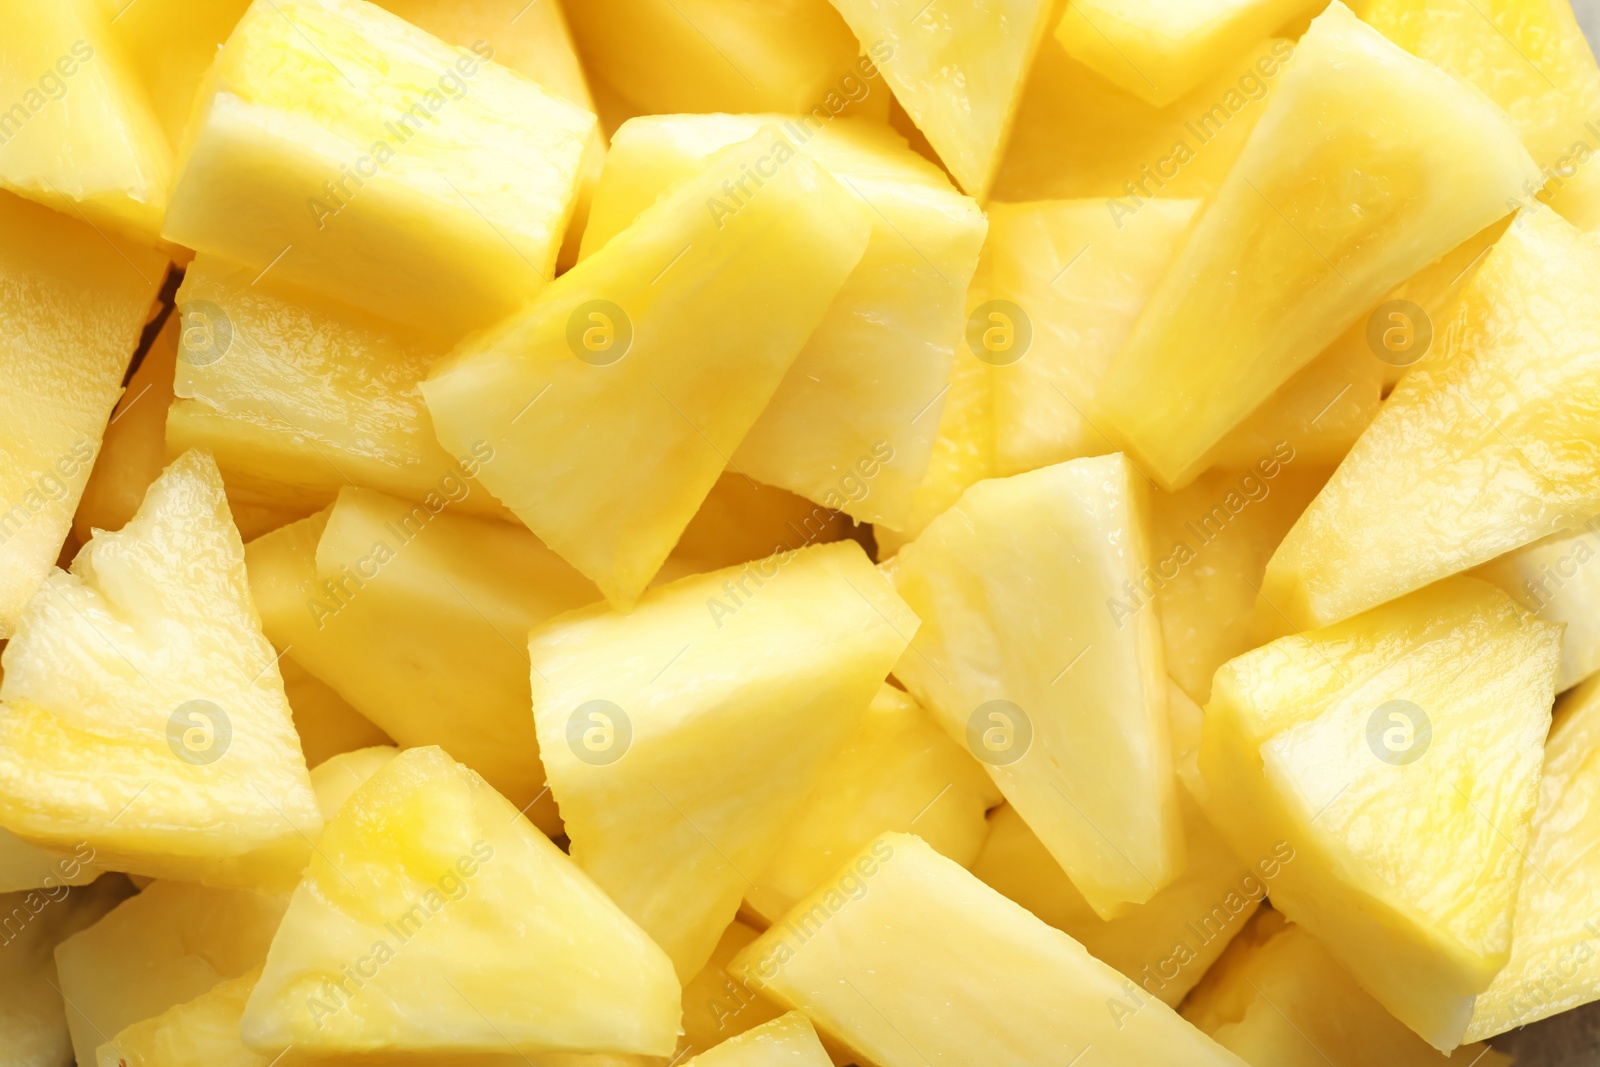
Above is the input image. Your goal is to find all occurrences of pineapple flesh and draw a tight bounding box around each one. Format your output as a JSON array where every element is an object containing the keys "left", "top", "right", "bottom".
[
  {"left": 97, "top": 968, "right": 268, "bottom": 1067},
  {"left": 1475, "top": 523, "right": 1600, "bottom": 692},
  {"left": 98, "top": 0, "right": 252, "bottom": 151},
  {"left": 676, "top": 920, "right": 789, "bottom": 1063},
  {"left": 279, "top": 657, "right": 392, "bottom": 769},
  {"left": 687, "top": 1012, "right": 832, "bottom": 1067}
]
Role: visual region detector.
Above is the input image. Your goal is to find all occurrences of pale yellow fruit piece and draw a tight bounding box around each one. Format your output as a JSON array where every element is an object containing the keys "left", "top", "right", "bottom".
[
  {"left": 0, "top": 452, "right": 321, "bottom": 889},
  {"left": 986, "top": 198, "right": 1198, "bottom": 476},
  {"left": 1475, "top": 520, "right": 1600, "bottom": 692},
  {"left": 532, "top": 540, "right": 916, "bottom": 978},
  {"left": 687, "top": 1012, "right": 831, "bottom": 1067},
  {"left": 0, "top": 189, "right": 165, "bottom": 637},
  {"left": 246, "top": 488, "right": 595, "bottom": 832},
  {"left": 580, "top": 113, "right": 986, "bottom": 530},
  {"left": 892, "top": 454, "right": 1182, "bottom": 916},
  {"left": 994, "top": 35, "right": 1293, "bottom": 203},
  {"left": 1185, "top": 908, "right": 1510, "bottom": 1066},
  {"left": 827, "top": 0, "right": 1057, "bottom": 198},
  {"left": 1096, "top": 1, "right": 1538, "bottom": 490},
  {"left": 0, "top": 875, "right": 129, "bottom": 1067},
  {"left": 308, "top": 745, "right": 399, "bottom": 822},
  {"left": 677, "top": 921, "right": 789, "bottom": 1063},
  {"left": 241, "top": 746, "right": 680, "bottom": 1059},
  {"left": 1265, "top": 205, "right": 1600, "bottom": 629},
  {"left": 0, "top": 0, "right": 172, "bottom": 240},
  {"left": 1200, "top": 577, "right": 1560, "bottom": 1049},
  {"left": 98, "top": 0, "right": 252, "bottom": 150},
  {"left": 732, "top": 833, "right": 1247, "bottom": 1066},
  {"left": 163, "top": 0, "right": 595, "bottom": 339},
  {"left": 0, "top": 835, "right": 100, "bottom": 894},
  {"left": 671, "top": 473, "right": 849, "bottom": 574},
  {"left": 280, "top": 656, "right": 391, "bottom": 769},
  {"left": 1466, "top": 674, "right": 1600, "bottom": 1038},
  {"left": 1203, "top": 342, "right": 1384, "bottom": 470},
  {"left": 97, "top": 968, "right": 266, "bottom": 1067},
  {"left": 745, "top": 683, "right": 1000, "bottom": 924},
  {"left": 1057, "top": 0, "right": 1322, "bottom": 107},
  {"left": 55, "top": 879, "right": 288, "bottom": 1067},
  {"left": 424, "top": 129, "right": 871, "bottom": 607}
]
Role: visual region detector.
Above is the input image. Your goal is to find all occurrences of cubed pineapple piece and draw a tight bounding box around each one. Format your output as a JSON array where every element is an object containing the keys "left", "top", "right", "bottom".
[
  {"left": 826, "top": 0, "right": 1057, "bottom": 198},
  {"left": 1096, "top": 1, "right": 1538, "bottom": 490},
  {"left": 1265, "top": 205, "right": 1600, "bottom": 629},
  {"left": 1185, "top": 908, "right": 1510, "bottom": 1066},
  {"left": 1475, "top": 521, "right": 1600, "bottom": 692},
  {"left": 891, "top": 455, "right": 1183, "bottom": 915},
  {"left": 246, "top": 487, "right": 596, "bottom": 832},
  {"left": 241, "top": 746, "right": 680, "bottom": 1059},
  {"left": 0, "top": 0, "right": 172, "bottom": 240},
  {"left": 677, "top": 920, "right": 789, "bottom": 1062},
  {"left": 0, "top": 190, "right": 166, "bottom": 636},
  {"left": 1056, "top": 0, "right": 1322, "bottom": 106},
  {"left": 986, "top": 198, "right": 1198, "bottom": 476},
  {"left": 745, "top": 683, "right": 1000, "bottom": 924},
  {"left": 55, "top": 879, "right": 288, "bottom": 1067},
  {"left": 423, "top": 128, "right": 871, "bottom": 607},
  {"left": 531, "top": 541, "right": 916, "bottom": 978},
  {"left": 580, "top": 114, "right": 986, "bottom": 529},
  {"left": 1200, "top": 577, "right": 1561, "bottom": 1049},
  {"left": 0, "top": 452, "right": 321, "bottom": 889},
  {"left": 163, "top": 0, "right": 596, "bottom": 338},
  {"left": 671, "top": 473, "right": 849, "bottom": 574},
  {"left": 280, "top": 657, "right": 391, "bottom": 769},
  {"left": 688, "top": 1012, "right": 831, "bottom": 1067},
  {"left": 731, "top": 833, "right": 1248, "bottom": 1066},
  {"left": 98, "top": 0, "right": 251, "bottom": 150}
]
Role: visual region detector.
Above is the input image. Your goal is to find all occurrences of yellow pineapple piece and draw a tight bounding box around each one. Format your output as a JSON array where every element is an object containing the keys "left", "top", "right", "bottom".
[
  {"left": 280, "top": 657, "right": 392, "bottom": 769},
  {"left": 1200, "top": 577, "right": 1560, "bottom": 1048},
  {"left": 1475, "top": 522, "right": 1600, "bottom": 693},
  {"left": 732, "top": 833, "right": 1248, "bottom": 1065},
  {"left": 1096, "top": 1, "right": 1538, "bottom": 490},
  {"left": 892, "top": 454, "right": 1183, "bottom": 915},
  {"left": 241, "top": 745, "right": 680, "bottom": 1059},
  {"left": 531, "top": 541, "right": 916, "bottom": 978},
  {"left": 826, "top": 0, "right": 1058, "bottom": 198},
  {"left": 671, "top": 474, "right": 849, "bottom": 574},
  {"left": 1185, "top": 908, "right": 1510, "bottom": 1066},
  {"left": 0, "top": 834, "right": 100, "bottom": 894},
  {"left": 687, "top": 1012, "right": 831, "bottom": 1067},
  {"left": 55, "top": 879, "right": 288, "bottom": 1067},
  {"left": 677, "top": 920, "right": 789, "bottom": 1062},
  {"left": 1265, "top": 205, "right": 1600, "bottom": 629},
  {"left": 308, "top": 745, "right": 399, "bottom": 821},
  {"left": 580, "top": 114, "right": 986, "bottom": 530},
  {"left": 1205, "top": 341, "right": 1384, "bottom": 470},
  {"left": 98, "top": 0, "right": 252, "bottom": 150},
  {"left": 97, "top": 968, "right": 267, "bottom": 1067},
  {"left": 423, "top": 128, "right": 871, "bottom": 607},
  {"left": 1056, "top": 0, "right": 1322, "bottom": 107},
  {"left": 0, "top": 0, "right": 172, "bottom": 241},
  {"left": 0, "top": 452, "right": 321, "bottom": 889},
  {"left": 163, "top": 0, "right": 595, "bottom": 338},
  {"left": 0, "top": 189, "right": 166, "bottom": 637},
  {"left": 744, "top": 683, "right": 1000, "bottom": 924}
]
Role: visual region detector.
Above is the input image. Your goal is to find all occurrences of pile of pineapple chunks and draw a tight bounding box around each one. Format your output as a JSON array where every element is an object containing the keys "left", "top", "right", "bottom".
[{"left": 11, "top": 0, "right": 1600, "bottom": 1063}]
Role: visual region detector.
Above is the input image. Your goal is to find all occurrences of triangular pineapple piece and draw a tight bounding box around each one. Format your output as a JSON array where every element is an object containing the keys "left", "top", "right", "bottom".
[
  {"left": 531, "top": 541, "right": 917, "bottom": 978},
  {"left": 97, "top": 968, "right": 266, "bottom": 1067},
  {"left": 731, "top": 833, "right": 1248, "bottom": 1065},
  {"left": 825, "top": 0, "right": 1058, "bottom": 198},
  {"left": 1199, "top": 577, "right": 1560, "bottom": 1048},
  {"left": 891, "top": 454, "right": 1183, "bottom": 915},
  {"left": 423, "top": 128, "right": 871, "bottom": 606},
  {"left": 1265, "top": 204, "right": 1600, "bottom": 629},
  {"left": 1096, "top": 1, "right": 1538, "bottom": 489},
  {"left": 1474, "top": 520, "right": 1600, "bottom": 692},
  {"left": 687, "top": 1012, "right": 831, "bottom": 1067},
  {"left": 0, "top": 451, "right": 321, "bottom": 889},
  {"left": 241, "top": 745, "right": 680, "bottom": 1059}
]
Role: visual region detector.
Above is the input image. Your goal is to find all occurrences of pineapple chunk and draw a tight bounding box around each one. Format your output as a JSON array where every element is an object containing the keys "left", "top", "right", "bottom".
[
  {"left": 688, "top": 1012, "right": 831, "bottom": 1067},
  {"left": 731, "top": 833, "right": 1248, "bottom": 1066},
  {"left": 531, "top": 541, "right": 916, "bottom": 978},
  {"left": 677, "top": 920, "right": 789, "bottom": 1062},
  {"left": 580, "top": 114, "right": 987, "bottom": 529},
  {"left": 280, "top": 657, "right": 392, "bottom": 769},
  {"left": 0, "top": 834, "right": 99, "bottom": 894},
  {"left": 1185, "top": 908, "right": 1510, "bottom": 1066},
  {"left": 162, "top": 0, "right": 595, "bottom": 338},
  {"left": 0, "top": 189, "right": 166, "bottom": 636},
  {"left": 986, "top": 198, "right": 1198, "bottom": 476},
  {"left": 423, "top": 128, "right": 871, "bottom": 607},
  {"left": 891, "top": 455, "right": 1183, "bottom": 915},
  {"left": 96, "top": 968, "right": 266, "bottom": 1067},
  {"left": 1056, "top": 0, "right": 1322, "bottom": 107},
  {"left": 1265, "top": 204, "right": 1600, "bottom": 629},
  {"left": 55, "top": 879, "right": 288, "bottom": 1067},
  {"left": 672, "top": 473, "right": 849, "bottom": 574},
  {"left": 98, "top": 0, "right": 251, "bottom": 150},
  {"left": 744, "top": 683, "right": 1000, "bottom": 924},
  {"left": 1200, "top": 577, "right": 1561, "bottom": 1049},
  {"left": 246, "top": 488, "right": 596, "bottom": 832},
  {"left": 0, "top": 0, "right": 172, "bottom": 241},
  {"left": 308, "top": 745, "right": 398, "bottom": 821},
  {"left": 0, "top": 452, "right": 321, "bottom": 889},
  {"left": 825, "top": 0, "right": 1058, "bottom": 198},
  {"left": 1096, "top": 1, "right": 1538, "bottom": 490},
  {"left": 1475, "top": 521, "right": 1600, "bottom": 692},
  {"left": 240, "top": 745, "right": 680, "bottom": 1058}
]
